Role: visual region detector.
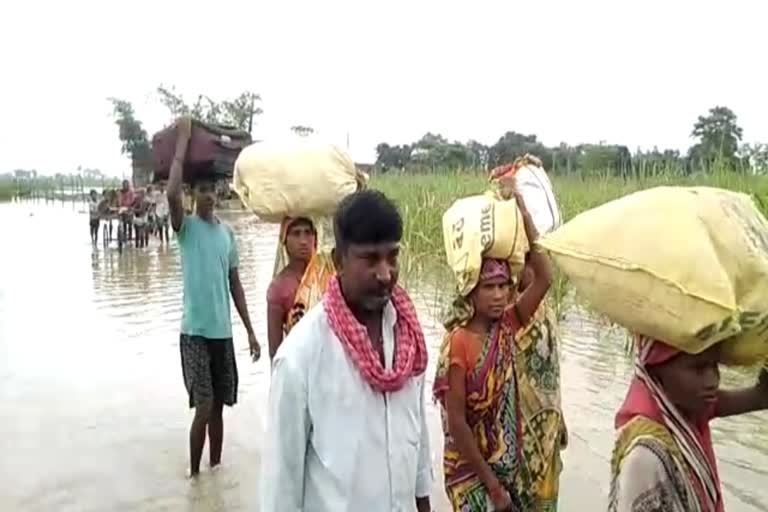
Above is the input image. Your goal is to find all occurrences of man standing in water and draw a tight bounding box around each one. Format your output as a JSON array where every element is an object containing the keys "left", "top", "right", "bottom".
[
  {"left": 261, "top": 190, "right": 433, "bottom": 511},
  {"left": 154, "top": 182, "right": 170, "bottom": 243},
  {"left": 118, "top": 179, "right": 135, "bottom": 241},
  {"left": 87, "top": 189, "right": 100, "bottom": 244},
  {"left": 167, "top": 117, "right": 261, "bottom": 478}
]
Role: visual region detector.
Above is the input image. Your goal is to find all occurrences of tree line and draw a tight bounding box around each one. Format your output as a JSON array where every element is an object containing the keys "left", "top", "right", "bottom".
[
  {"left": 108, "top": 86, "right": 264, "bottom": 175},
  {"left": 375, "top": 106, "right": 768, "bottom": 176},
  {"left": 108, "top": 87, "right": 321, "bottom": 174},
  {"left": 108, "top": 96, "right": 766, "bottom": 178}
]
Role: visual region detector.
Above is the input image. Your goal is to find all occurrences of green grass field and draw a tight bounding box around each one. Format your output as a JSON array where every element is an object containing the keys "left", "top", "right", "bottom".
[
  {"left": 374, "top": 171, "right": 768, "bottom": 313},
  {"left": 376, "top": 171, "right": 768, "bottom": 259},
  {"left": 0, "top": 182, "right": 15, "bottom": 202}
]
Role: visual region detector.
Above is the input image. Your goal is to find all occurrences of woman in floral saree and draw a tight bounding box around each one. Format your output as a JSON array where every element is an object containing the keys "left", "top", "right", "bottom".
[
  {"left": 512, "top": 269, "right": 566, "bottom": 512},
  {"left": 434, "top": 191, "right": 557, "bottom": 511}
]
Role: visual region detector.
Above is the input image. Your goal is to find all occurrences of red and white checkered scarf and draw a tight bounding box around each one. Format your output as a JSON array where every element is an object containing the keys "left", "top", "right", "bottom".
[{"left": 323, "top": 277, "right": 428, "bottom": 393}]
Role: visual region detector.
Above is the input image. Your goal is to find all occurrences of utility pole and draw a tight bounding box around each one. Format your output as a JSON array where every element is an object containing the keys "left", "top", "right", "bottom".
[{"left": 247, "top": 93, "right": 255, "bottom": 135}]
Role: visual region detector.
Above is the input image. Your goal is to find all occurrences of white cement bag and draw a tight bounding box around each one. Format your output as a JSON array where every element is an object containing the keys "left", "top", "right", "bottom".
[
  {"left": 490, "top": 154, "right": 562, "bottom": 235},
  {"left": 515, "top": 164, "right": 562, "bottom": 235}
]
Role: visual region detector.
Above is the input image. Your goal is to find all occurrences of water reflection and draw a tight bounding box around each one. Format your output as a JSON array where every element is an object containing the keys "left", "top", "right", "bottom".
[{"left": 0, "top": 200, "right": 766, "bottom": 511}]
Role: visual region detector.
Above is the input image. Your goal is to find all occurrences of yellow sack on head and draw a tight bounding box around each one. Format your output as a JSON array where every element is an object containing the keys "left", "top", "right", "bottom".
[
  {"left": 539, "top": 186, "right": 768, "bottom": 365},
  {"left": 233, "top": 140, "right": 358, "bottom": 222},
  {"left": 442, "top": 191, "right": 529, "bottom": 296}
]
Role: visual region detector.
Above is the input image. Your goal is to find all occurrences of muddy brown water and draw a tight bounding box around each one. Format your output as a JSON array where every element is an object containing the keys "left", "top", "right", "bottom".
[{"left": 1, "top": 200, "right": 767, "bottom": 512}]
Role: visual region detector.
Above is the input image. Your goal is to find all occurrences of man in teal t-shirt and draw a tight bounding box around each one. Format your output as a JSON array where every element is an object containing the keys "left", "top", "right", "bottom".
[
  {"left": 167, "top": 117, "right": 261, "bottom": 478},
  {"left": 178, "top": 214, "right": 239, "bottom": 339}
]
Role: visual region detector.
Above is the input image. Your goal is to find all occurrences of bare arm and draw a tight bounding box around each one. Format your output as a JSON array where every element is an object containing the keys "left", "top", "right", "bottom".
[
  {"left": 168, "top": 117, "right": 191, "bottom": 232},
  {"left": 716, "top": 367, "right": 768, "bottom": 418},
  {"left": 513, "top": 193, "right": 552, "bottom": 325},
  {"left": 229, "top": 268, "right": 255, "bottom": 336},
  {"left": 445, "top": 365, "right": 504, "bottom": 498},
  {"left": 267, "top": 302, "right": 286, "bottom": 361}
]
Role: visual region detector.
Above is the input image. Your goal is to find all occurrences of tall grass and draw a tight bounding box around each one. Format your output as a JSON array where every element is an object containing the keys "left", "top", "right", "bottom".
[
  {"left": 0, "top": 182, "right": 14, "bottom": 202},
  {"left": 374, "top": 170, "right": 768, "bottom": 313}
]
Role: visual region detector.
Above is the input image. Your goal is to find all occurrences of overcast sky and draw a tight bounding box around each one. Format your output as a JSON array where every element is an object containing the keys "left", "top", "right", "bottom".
[{"left": 1, "top": 0, "right": 765, "bottom": 177}]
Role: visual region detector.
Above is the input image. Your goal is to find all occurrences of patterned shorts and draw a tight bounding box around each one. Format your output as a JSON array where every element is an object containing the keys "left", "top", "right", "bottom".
[{"left": 180, "top": 334, "right": 239, "bottom": 408}]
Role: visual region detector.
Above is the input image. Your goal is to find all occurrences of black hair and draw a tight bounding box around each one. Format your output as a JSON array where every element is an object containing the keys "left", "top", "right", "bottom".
[{"left": 334, "top": 190, "right": 402, "bottom": 252}]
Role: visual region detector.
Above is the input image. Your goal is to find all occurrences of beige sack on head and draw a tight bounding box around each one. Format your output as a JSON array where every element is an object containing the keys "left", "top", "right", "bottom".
[
  {"left": 442, "top": 191, "right": 529, "bottom": 297},
  {"left": 232, "top": 140, "right": 359, "bottom": 222},
  {"left": 539, "top": 186, "right": 768, "bottom": 365}
]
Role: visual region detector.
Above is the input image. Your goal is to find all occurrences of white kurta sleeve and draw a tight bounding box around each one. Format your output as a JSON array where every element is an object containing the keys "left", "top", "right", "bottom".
[
  {"left": 415, "top": 373, "right": 434, "bottom": 498},
  {"left": 261, "top": 354, "right": 310, "bottom": 512}
]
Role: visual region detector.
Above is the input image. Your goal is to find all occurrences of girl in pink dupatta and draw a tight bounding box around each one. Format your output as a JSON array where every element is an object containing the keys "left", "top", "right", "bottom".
[{"left": 609, "top": 335, "right": 768, "bottom": 512}]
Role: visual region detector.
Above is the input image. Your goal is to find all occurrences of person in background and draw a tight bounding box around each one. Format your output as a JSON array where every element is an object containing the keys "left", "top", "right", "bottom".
[
  {"left": 266, "top": 217, "right": 318, "bottom": 359},
  {"left": 497, "top": 170, "right": 567, "bottom": 511},
  {"left": 167, "top": 117, "right": 261, "bottom": 478},
  {"left": 609, "top": 336, "right": 768, "bottom": 512},
  {"left": 118, "top": 180, "right": 135, "bottom": 241},
  {"left": 145, "top": 184, "right": 157, "bottom": 236},
  {"left": 154, "top": 182, "right": 170, "bottom": 243},
  {"left": 433, "top": 191, "right": 552, "bottom": 512},
  {"left": 108, "top": 189, "right": 120, "bottom": 240},
  {"left": 98, "top": 190, "right": 114, "bottom": 242},
  {"left": 261, "top": 190, "right": 433, "bottom": 512},
  {"left": 267, "top": 177, "right": 368, "bottom": 361},
  {"left": 108, "top": 189, "right": 119, "bottom": 208},
  {"left": 88, "top": 189, "right": 100, "bottom": 244},
  {"left": 510, "top": 258, "right": 567, "bottom": 511},
  {"left": 133, "top": 189, "right": 150, "bottom": 248}
]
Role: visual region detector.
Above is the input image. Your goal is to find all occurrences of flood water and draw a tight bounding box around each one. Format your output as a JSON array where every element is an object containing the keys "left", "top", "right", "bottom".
[{"left": 1, "top": 199, "right": 767, "bottom": 512}]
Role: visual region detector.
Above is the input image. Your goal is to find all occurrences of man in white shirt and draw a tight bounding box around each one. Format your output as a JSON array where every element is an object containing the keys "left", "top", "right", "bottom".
[{"left": 262, "top": 190, "right": 433, "bottom": 512}]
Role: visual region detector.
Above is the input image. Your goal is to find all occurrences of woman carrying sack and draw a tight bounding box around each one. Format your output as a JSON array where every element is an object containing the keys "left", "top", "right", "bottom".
[
  {"left": 433, "top": 189, "right": 554, "bottom": 512},
  {"left": 609, "top": 336, "right": 768, "bottom": 512},
  {"left": 265, "top": 171, "right": 367, "bottom": 361},
  {"left": 509, "top": 258, "right": 567, "bottom": 512},
  {"left": 266, "top": 216, "right": 335, "bottom": 360}
]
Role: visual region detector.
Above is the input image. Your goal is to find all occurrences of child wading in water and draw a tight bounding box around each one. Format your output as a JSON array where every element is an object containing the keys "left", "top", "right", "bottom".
[{"left": 610, "top": 335, "right": 768, "bottom": 511}]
